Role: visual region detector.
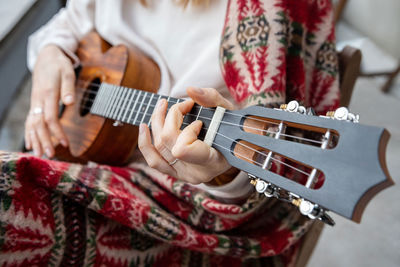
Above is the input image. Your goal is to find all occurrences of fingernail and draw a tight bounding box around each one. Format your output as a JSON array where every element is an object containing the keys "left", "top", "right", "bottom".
[
  {"left": 64, "top": 94, "right": 74, "bottom": 105},
  {"left": 60, "top": 139, "right": 68, "bottom": 147},
  {"left": 139, "top": 123, "right": 145, "bottom": 133},
  {"left": 45, "top": 148, "right": 53, "bottom": 158},
  {"left": 34, "top": 150, "right": 41, "bottom": 157},
  {"left": 192, "top": 87, "right": 204, "bottom": 95},
  {"left": 156, "top": 99, "right": 164, "bottom": 109}
]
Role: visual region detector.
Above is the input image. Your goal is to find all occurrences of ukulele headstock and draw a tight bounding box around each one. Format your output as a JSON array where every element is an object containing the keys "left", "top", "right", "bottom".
[{"left": 212, "top": 101, "right": 394, "bottom": 225}]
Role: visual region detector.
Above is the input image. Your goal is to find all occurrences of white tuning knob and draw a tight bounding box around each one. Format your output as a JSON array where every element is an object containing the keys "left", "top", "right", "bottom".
[
  {"left": 334, "top": 107, "right": 349, "bottom": 120},
  {"left": 287, "top": 101, "right": 299, "bottom": 112},
  {"left": 333, "top": 107, "right": 359, "bottom": 123}
]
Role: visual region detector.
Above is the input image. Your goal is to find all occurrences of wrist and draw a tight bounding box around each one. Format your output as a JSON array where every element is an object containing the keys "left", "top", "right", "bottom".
[{"left": 40, "top": 44, "right": 75, "bottom": 65}]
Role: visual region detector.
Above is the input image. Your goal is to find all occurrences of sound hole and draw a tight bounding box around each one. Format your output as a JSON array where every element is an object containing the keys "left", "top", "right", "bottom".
[{"left": 80, "top": 78, "right": 101, "bottom": 116}]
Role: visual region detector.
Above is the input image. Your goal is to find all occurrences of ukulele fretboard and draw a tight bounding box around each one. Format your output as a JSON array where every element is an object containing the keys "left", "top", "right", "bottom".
[{"left": 90, "top": 83, "right": 215, "bottom": 139}]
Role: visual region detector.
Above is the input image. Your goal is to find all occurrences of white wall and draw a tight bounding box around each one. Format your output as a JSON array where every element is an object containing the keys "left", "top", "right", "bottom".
[{"left": 342, "top": 0, "right": 400, "bottom": 58}]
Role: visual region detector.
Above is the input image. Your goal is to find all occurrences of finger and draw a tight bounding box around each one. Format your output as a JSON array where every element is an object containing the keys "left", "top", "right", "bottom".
[
  {"left": 60, "top": 65, "right": 76, "bottom": 105},
  {"left": 151, "top": 99, "right": 171, "bottom": 155},
  {"left": 26, "top": 93, "right": 45, "bottom": 151},
  {"left": 187, "top": 87, "right": 235, "bottom": 110},
  {"left": 43, "top": 92, "right": 69, "bottom": 147},
  {"left": 162, "top": 99, "right": 194, "bottom": 149},
  {"left": 30, "top": 129, "right": 42, "bottom": 157},
  {"left": 138, "top": 124, "right": 177, "bottom": 176},
  {"left": 25, "top": 122, "right": 32, "bottom": 150},
  {"left": 34, "top": 117, "right": 55, "bottom": 158},
  {"left": 151, "top": 99, "right": 168, "bottom": 137},
  {"left": 172, "top": 120, "right": 215, "bottom": 164}
]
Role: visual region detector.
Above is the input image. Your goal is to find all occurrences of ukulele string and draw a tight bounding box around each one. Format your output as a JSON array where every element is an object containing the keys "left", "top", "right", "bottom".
[
  {"left": 75, "top": 83, "right": 313, "bottom": 176},
  {"left": 77, "top": 91, "right": 324, "bottom": 145},
  {"left": 79, "top": 86, "right": 283, "bottom": 128},
  {"left": 210, "top": 130, "right": 312, "bottom": 176},
  {"left": 77, "top": 83, "right": 324, "bottom": 145},
  {"left": 75, "top": 80, "right": 284, "bottom": 125},
  {"left": 138, "top": 117, "right": 311, "bottom": 177}
]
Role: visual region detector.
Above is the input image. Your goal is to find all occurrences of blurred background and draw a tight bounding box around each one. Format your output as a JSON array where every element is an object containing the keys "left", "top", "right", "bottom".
[{"left": 0, "top": 0, "right": 399, "bottom": 266}]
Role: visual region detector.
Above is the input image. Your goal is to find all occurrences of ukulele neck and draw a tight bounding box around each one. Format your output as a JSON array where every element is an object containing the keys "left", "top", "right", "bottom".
[{"left": 90, "top": 83, "right": 215, "bottom": 136}]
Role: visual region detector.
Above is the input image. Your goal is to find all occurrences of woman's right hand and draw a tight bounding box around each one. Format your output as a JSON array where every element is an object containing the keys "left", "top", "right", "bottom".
[{"left": 25, "top": 45, "right": 76, "bottom": 157}]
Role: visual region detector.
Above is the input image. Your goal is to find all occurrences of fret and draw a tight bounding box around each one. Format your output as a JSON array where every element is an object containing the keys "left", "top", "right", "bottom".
[
  {"left": 104, "top": 85, "right": 117, "bottom": 117},
  {"left": 109, "top": 86, "right": 124, "bottom": 119},
  {"left": 102, "top": 85, "right": 113, "bottom": 116},
  {"left": 166, "top": 96, "right": 172, "bottom": 110},
  {"left": 91, "top": 84, "right": 104, "bottom": 114},
  {"left": 89, "top": 84, "right": 214, "bottom": 133},
  {"left": 148, "top": 94, "right": 161, "bottom": 127},
  {"left": 96, "top": 84, "right": 108, "bottom": 115},
  {"left": 99, "top": 84, "right": 111, "bottom": 117},
  {"left": 116, "top": 87, "right": 129, "bottom": 121},
  {"left": 104, "top": 84, "right": 118, "bottom": 118},
  {"left": 196, "top": 106, "right": 203, "bottom": 121},
  {"left": 141, "top": 93, "right": 154, "bottom": 125},
  {"left": 113, "top": 86, "right": 126, "bottom": 119},
  {"left": 133, "top": 91, "right": 148, "bottom": 125},
  {"left": 127, "top": 90, "right": 142, "bottom": 124},
  {"left": 122, "top": 89, "right": 136, "bottom": 123},
  {"left": 193, "top": 104, "right": 215, "bottom": 141}
]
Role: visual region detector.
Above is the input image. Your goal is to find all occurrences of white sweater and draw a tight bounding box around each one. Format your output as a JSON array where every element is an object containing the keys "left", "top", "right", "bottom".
[{"left": 28, "top": 0, "right": 253, "bottom": 201}]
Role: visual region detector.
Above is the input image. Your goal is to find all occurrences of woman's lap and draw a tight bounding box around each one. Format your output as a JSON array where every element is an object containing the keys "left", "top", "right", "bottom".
[{"left": 0, "top": 151, "right": 310, "bottom": 266}]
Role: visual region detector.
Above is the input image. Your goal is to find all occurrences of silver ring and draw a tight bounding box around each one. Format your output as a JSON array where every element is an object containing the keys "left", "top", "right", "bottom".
[
  {"left": 168, "top": 159, "right": 179, "bottom": 166},
  {"left": 31, "top": 107, "right": 44, "bottom": 115}
]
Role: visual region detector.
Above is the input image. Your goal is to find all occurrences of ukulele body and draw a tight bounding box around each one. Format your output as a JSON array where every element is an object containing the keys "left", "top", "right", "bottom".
[{"left": 56, "top": 32, "right": 161, "bottom": 166}]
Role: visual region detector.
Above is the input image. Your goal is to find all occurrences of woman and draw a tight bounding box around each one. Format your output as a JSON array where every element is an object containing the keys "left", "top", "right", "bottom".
[{"left": 0, "top": 0, "right": 339, "bottom": 266}]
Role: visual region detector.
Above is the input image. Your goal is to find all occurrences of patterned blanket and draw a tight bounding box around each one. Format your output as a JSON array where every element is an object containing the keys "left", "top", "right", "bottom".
[{"left": 0, "top": 152, "right": 310, "bottom": 266}]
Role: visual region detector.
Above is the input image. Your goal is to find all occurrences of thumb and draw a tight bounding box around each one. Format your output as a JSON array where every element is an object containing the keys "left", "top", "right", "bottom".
[
  {"left": 187, "top": 87, "right": 234, "bottom": 110},
  {"left": 60, "top": 65, "right": 76, "bottom": 105}
]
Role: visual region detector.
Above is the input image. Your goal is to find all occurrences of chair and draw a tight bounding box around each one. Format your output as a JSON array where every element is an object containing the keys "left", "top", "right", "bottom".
[
  {"left": 333, "top": 0, "right": 399, "bottom": 93},
  {"left": 294, "top": 45, "right": 362, "bottom": 267}
]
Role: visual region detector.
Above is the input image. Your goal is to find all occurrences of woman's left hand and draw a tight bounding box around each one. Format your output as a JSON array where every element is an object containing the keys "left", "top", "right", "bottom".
[{"left": 138, "top": 87, "right": 235, "bottom": 184}]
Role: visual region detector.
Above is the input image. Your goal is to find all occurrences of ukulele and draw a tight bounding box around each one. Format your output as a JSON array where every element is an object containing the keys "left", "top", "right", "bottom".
[{"left": 56, "top": 32, "right": 394, "bottom": 226}]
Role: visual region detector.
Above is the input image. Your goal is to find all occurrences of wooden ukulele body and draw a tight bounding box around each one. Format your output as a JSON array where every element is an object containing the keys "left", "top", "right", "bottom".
[{"left": 56, "top": 32, "right": 160, "bottom": 166}]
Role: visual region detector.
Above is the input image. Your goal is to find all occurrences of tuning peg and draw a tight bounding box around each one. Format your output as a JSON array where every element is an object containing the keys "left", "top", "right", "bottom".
[
  {"left": 279, "top": 104, "right": 288, "bottom": 110},
  {"left": 278, "top": 101, "right": 306, "bottom": 114},
  {"left": 306, "top": 107, "right": 317, "bottom": 116},
  {"left": 325, "top": 110, "right": 335, "bottom": 117},
  {"left": 248, "top": 175, "right": 335, "bottom": 226},
  {"left": 292, "top": 198, "right": 335, "bottom": 226},
  {"left": 334, "top": 107, "right": 350, "bottom": 120},
  {"left": 250, "top": 178, "right": 276, "bottom": 197},
  {"left": 334, "top": 107, "right": 360, "bottom": 123},
  {"left": 325, "top": 107, "right": 359, "bottom": 123}
]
